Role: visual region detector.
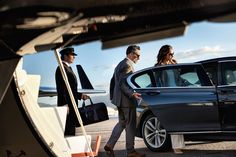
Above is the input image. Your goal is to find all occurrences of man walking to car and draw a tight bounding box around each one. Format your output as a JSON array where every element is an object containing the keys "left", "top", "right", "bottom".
[{"left": 104, "top": 45, "right": 145, "bottom": 157}]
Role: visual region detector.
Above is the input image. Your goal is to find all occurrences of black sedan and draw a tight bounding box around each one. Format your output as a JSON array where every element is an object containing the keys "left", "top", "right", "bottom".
[{"left": 127, "top": 57, "right": 236, "bottom": 151}]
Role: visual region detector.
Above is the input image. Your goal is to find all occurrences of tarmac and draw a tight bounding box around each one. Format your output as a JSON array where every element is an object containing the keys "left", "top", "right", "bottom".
[{"left": 76, "top": 109, "right": 236, "bottom": 157}]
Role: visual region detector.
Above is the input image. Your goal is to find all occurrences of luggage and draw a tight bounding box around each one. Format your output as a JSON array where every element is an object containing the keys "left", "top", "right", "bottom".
[{"left": 77, "top": 98, "right": 109, "bottom": 126}]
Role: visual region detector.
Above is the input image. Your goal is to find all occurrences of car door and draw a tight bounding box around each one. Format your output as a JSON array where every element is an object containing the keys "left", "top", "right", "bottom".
[
  {"left": 128, "top": 64, "right": 220, "bottom": 132},
  {"left": 217, "top": 61, "right": 236, "bottom": 131}
]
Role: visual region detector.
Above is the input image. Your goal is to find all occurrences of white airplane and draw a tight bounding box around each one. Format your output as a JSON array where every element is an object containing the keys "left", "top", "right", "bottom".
[{"left": 1, "top": 0, "right": 236, "bottom": 157}]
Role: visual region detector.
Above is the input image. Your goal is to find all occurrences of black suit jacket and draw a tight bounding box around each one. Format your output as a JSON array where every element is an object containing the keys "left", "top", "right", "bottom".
[
  {"left": 55, "top": 62, "right": 82, "bottom": 109},
  {"left": 55, "top": 62, "right": 83, "bottom": 135}
]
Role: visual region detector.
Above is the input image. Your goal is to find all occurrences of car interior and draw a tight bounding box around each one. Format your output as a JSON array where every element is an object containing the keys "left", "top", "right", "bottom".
[{"left": 224, "top": 70, "right": 236, "bottom": 85}]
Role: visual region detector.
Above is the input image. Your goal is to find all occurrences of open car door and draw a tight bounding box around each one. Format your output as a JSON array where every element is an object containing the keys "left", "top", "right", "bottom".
[{"left": 128, "top": 64, "right": 221, "bottom": 132}]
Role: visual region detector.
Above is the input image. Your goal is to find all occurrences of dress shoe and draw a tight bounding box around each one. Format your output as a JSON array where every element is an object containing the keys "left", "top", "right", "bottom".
[
  {"left": 104, "top": 145, "right": 115, "bottom": 157},
  {"left": 127, "top": 150, "right": 145, "bottom": 157}
]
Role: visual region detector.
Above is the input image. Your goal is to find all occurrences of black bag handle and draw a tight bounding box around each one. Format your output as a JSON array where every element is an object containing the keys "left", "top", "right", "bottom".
[{"left": 82, "top": 97, "right": 93, "bottom": 108}]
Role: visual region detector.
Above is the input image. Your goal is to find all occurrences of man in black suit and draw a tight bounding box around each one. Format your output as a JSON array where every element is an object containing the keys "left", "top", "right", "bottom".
[{"left": 55, "top": 47, "right": 89, "bottom": 136}]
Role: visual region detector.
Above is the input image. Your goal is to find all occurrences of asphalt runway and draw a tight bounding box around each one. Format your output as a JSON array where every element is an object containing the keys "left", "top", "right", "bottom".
[{"left": 76, "top": 117, "right": 236, "bottom": 157}]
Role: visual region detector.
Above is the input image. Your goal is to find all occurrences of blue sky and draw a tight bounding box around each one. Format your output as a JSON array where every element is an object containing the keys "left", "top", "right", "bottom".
[{"left": 23, "top": 21, "right": 236, "bottom": 92}]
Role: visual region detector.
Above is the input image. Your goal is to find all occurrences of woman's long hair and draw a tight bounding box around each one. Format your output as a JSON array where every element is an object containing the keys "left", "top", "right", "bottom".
[{"left": 155, "top": 45, "right": 173, "bottom": 66}]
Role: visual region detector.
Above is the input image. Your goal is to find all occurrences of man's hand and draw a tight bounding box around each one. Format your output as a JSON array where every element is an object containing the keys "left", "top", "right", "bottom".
[
  {"left": 81, "top": 94, "right": 90, "bottom": 100},
  {"left": 66, "top": 106, "right": 69, "bottom": 114},
  {"left": 132, "top": 92, "right": 142, "bottom": 100}
]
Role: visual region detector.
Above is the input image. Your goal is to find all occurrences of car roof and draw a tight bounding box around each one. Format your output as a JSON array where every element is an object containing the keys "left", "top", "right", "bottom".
[
  {"left": 134, "top": 63, "right": 202, "bottom": 74},
  {"left": 197, "top": 56, "right": 236, "bottom": 64}
]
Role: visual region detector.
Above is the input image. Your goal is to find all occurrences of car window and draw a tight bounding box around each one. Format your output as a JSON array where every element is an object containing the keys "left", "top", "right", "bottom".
[
  {"left": 202, "top": 63, "right": 217, "bottom": 85},
  {"left": 154, "top": 66, "right": 210, "bottom": 87},
  {"left": 154, "top": 69, "right": 179, "bottom": 87},
  {"left": 133, "top": 73, "right": 152, "bottom": 88},
  {"left": 130, "top": 65, "right": 212, "bottom": 88},
  {"left": 180, "top": 72, "right": 200, "bottom": 86},
  {"left": 221, "top": 62, "right": 236, "bottom": 85}
]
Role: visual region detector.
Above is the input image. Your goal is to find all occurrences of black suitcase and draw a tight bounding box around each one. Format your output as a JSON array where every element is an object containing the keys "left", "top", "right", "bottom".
[{"left": 76, "top": 98, "right": 109, "bottom": 126}]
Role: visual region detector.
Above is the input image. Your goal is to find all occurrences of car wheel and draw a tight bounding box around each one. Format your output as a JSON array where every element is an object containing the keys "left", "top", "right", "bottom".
[{"left": 142, "top": 114, "right": 171, "bottom": 151}]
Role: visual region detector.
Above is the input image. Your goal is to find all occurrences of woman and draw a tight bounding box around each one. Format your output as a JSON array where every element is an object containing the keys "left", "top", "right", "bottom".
[
  {"left": 155, "top": 44, "right": 177, "bottom": 66},
  {"left": 154, "top": 45, "right": 178, "bottom": 87},
  {"left": 155, "top": 45, "right": 184, "bottom": 154}
]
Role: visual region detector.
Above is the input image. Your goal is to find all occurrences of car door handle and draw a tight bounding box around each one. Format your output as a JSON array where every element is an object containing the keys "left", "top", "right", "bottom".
[
  {"left": 219, "top": 89, "right": 236, "bottom": 93},
  {"left": 146, "top": 91, "right": 160, "bottom": 96}
]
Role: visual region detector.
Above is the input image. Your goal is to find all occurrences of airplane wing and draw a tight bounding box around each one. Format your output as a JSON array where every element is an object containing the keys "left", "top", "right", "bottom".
[
  {"left": 39, "top": 87, "right": 106, "bottom": 97},
  {"left": 39, "top": 64, "right": 105, "bottom": 97},
  {"left": 39, "top": 87, "right": 57, "bottom": 97}
]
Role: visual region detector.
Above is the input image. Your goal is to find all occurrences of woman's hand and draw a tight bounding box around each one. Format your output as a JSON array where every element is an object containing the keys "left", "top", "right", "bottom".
[{"left": 170, "top": 58, "right": 177, "bottom": 64}]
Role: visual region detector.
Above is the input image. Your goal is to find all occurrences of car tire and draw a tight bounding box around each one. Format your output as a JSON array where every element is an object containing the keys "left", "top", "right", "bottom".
[{"left": 142, "top": 114, "right": 171, "bottom": 151}]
